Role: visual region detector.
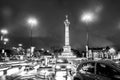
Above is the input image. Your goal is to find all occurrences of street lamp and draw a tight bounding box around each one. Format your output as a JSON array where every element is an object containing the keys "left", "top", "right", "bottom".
[
  {"left": 0, "top": 29, "right": 8, "bottom": 55},
  {"left": 3, "top": 38, "right": 9, "bottom": 57},
  {"left": 81, "top": 11, "right": 96, "bottom": 59},
  {"left": 27, "top": 17, "right": 38, "bottom": 57},
  {"left": 0, "top": 29, "right": 8, "bottom": 41},
  {"left": 81, "top": 11, "right": 96, "bottom": 24}
]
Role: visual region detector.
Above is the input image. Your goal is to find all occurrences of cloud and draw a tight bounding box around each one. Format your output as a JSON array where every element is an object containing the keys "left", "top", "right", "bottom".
[
  {"left": 2, "top": 7, "right": 12, "bottom": 17},
  {"left": 89, "top": 36, "right": 114, "bottom": 47}
]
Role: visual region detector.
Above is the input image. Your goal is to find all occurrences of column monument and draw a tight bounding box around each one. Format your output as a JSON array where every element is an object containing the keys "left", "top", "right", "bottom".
[{"left": 59, "top": 15, "right": 76, "bottom": 58}]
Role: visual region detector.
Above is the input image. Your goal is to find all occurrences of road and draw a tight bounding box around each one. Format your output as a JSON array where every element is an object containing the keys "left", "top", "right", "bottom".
[
  {"left": 7, "top": 66, "right": 73, "bottom": 80},
  {"left": 0, "top": 60, "right": 76, "bottom": 80}
]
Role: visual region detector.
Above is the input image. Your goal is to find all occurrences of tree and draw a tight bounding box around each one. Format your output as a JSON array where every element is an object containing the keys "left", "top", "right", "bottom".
[{"left": 109, "top": 48, "right": 116, "bottom": 59}]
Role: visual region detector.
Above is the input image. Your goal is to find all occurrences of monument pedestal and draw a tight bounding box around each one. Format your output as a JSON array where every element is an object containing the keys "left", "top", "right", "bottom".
[
  {"left": 58, "top": 55, "right": 76, "bottom": 59},
  {"left": 62, "top": 46, "right": 72, "bottom": 56},
  {"left": 58, "top": 45, "right": 76, "bottom": 59}
]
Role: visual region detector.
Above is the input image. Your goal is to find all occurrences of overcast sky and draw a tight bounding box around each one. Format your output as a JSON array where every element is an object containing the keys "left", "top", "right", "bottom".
[{"left": 0, "top": 0, "right": 120, "bottom": 50}]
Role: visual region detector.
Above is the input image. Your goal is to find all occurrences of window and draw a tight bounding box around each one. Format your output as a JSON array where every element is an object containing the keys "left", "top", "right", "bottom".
[
  {"left": 96, "top": 63, "right": 120, "bottom": 77},
  {"left": 79, "top": 62, "right": 95, "bottom": 74}
]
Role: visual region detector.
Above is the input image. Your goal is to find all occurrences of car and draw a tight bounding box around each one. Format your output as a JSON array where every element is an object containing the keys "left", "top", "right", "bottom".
[
  {"left": 55, "top": 70, "right": 68, "bottom": 80},
  {"left": 0, "top": 64, "right": 11, "bottom": 69},
  {"left": 36, "top": 66, "right": 55, "bottom": 79},
  {"left": 10, "top": 65, "right": 22, "bottom": 69},
  {"left": 24, "top": 65, "right": 34, "bottom": 71},
  {"left": 47, "top": 62, "right": 56, "bottom": 67},
  {"left": 55, "top": 59, "right": 72, "bottom": 71},
  {"left": 71, "top": 58, "right": 88, "bottom": 68},
  {"left": 73, "top": 60, "right": 120, "bottom": 80}
]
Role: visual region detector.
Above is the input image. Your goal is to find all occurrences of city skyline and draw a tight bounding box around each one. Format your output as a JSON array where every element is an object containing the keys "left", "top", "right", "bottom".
[{"left": 0, "top": 0, "right": 120, "bottom": 50}]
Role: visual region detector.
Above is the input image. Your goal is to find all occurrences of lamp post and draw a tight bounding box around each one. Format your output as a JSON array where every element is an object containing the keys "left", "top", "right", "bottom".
[
  {"left": 81, "top": 11, "right": 96, "bottom": 59},
  {"left": 0, "top": 29, "right": 8, "bottom": 55},
  {"left": 3, "top": 38, "right": 9, "bottom": 57},
  {"left": 27, "top": 17, "right": 38, "bottom": 57},
  {"left": 1, "top": 29, "right": 8, "bottom": 41}
]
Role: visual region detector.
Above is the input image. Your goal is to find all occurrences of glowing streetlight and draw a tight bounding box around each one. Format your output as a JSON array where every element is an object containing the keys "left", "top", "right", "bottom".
[
  {"left": 81, "top": 11, "right": 96, "bottom": 59},
  {"left": 27, "top": 17, "right": 38, "bottom": 56},
  {"left": 81, "top": 11, "right": 96, "bottom": 24},
  {"left": 1, "top": 29, "right": 8, "bottom": 35},
  {"left": 0, "top": 29, "right": 8, "bottom": 41},
  {"left": 27, "top": 17, "right": 38, "bottom": 27},
  {"left": 0, "top": 29, "right": 8, "bottom": 55}
]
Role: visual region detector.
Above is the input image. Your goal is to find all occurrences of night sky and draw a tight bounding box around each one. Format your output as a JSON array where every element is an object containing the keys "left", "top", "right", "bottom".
[{"left": 0, "top": 0, "right": 120, "bottom": 50}]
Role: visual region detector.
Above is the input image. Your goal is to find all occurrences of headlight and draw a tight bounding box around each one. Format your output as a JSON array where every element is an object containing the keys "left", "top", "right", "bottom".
[
  {"left": 56, "top": 66, "right": 60, "bottom": 69},
  {"left": 67, "top": 66, "right": 71, "bottom": 69},
  {"left": 115, "top": 61, "right": 119, "bottom": 63}
]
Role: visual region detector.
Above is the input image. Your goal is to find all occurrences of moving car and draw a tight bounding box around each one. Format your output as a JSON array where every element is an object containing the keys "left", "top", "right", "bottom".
[
  {"left": 73, "top": 60, "right": 120, "bottom": 80},
  {"left": 55, "top": 70, "right": 68, "bottom": 80},
  {"left": 36, "top": 66, "right": 55, "bottom": 79},
  {"left": 24, "top": 65, "right": 34, "bottom": 71},
  {"left": 47, "top": 61, "right": 56, "bottom": 67},
  {"left": 55, "top": 59, "right": 71, "bottom": 71}
]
